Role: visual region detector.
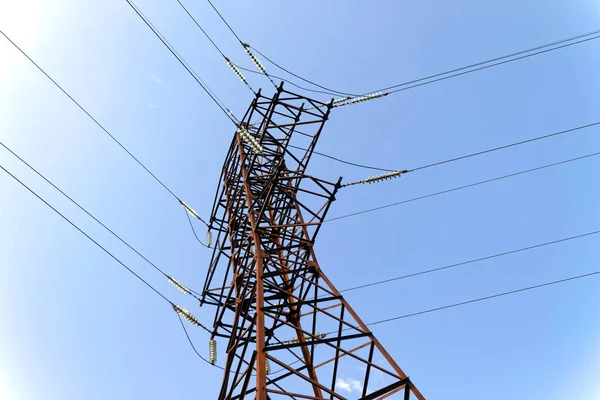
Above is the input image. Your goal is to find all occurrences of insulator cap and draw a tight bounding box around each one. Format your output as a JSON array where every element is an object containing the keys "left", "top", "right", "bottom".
[
  {"left": 168, "top": 276, "right": 192, "bottom": 295},
  {"left": 179, "top": 199, "right": 201, "bottom": 220},
  {"left": 243, "top": 46, "right": 267, "bottom": 75},
  {"left": 284, "top": 332, "right": 327, "bottom": 344},
  {"left": 173, "top": 304, "right": 200, "bottom": 326},
  {"left": 334, "top": 92, "right": 388, "bottom": 107},
  {"left": 226, "top": 59, "right": 248, "bottom": 84},
  {"left": 209, "top": 339, "right": 217, "bottom": 365},
  {"left": 265, "top": 357, "right": 271, "bottom": 375},
  {"left": 206, "top": 230, "right": 213, "bottom": 247},
  {"left": 332, "top": 96, "right": 352, "bottom": 105},
  {"left": 238, "top": 126, "right": 264, "bottom": 154},
  {"left": 364, "top": 170, "right": 402, "bottom": 184}
]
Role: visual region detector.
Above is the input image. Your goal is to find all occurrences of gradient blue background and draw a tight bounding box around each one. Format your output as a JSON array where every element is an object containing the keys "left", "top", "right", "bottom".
[{"left": 1, "top": 1, "right": 599, "bottom": 399}]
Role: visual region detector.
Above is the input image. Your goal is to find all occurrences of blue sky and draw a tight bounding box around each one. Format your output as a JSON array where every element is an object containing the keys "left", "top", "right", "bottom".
[{"left": 1, "top": 0, "right": 599, "bottom": 399}]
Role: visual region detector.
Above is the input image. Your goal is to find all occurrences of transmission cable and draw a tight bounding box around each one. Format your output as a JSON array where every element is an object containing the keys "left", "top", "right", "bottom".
[
  {"left": 176, "top": 0, "right": 225, "bottom": 57},
  {"left": 248, "top": 45, "right": 358, "bottom": 97},
  {"left": 365, "top": 269, "right": 600, "bottom": 326},
  {"left": 205, "top": 0, "right": 243, "bottom": 43},
  {"left": 287, "top": 29, "right": 600, "bottom": 108},
  {"left": 235, "top": 29, "right": 600, "bottom": 103},
  {"left": 327, "top": 150, "right": 600, "bottom": 222},
  {"left": 204, "top": 0, "right": 277, "bottom": 88},
  {"left": 126, "top": 0, "right": 239, "bottom": 125},
  {"left": 0, "top": 162, "right": 174, "bottom": 304},
  {"left": 286, "top": 144, "right": 394, "bottom": 172},
  {"left": 0, "top": 160, "right": 219, "bottom": 368},
  {"left": 0, "top": 29, "right": 211, "bottom": 236},
  {"left": 235, "top": 63, "right": 348, "bottom": 98},
  {"left": 411, "top": 121, "right": 600, "bottom": 172},
  {"left": 379, "top": 33, "right": 600, "bottom": 99},
  {"left": 341, "top": 120, "right": 600, "bottom": 186},
  {"left": 162, "top": 5, "right": 600, "bottom": 180},
  {"left": 341, "top": 229, "right": 600, "bottom": 292},
  {"left": 184, "top": 207, "right": 210, "bottom": 248},
  {"left": 376, "top": 28, "right": 600, "bottom": 95},
  {"left": 176, "top": 313, "right": 225, "bottom": 369},
  {"left": 175, "top": 0, "right": 256, "bottom": 94},
  {"left": 0, "top": 140, "right": 206, "bottom": 297},
  {"left": 251, "top": 29, "right": 600, "bottom": 100}
]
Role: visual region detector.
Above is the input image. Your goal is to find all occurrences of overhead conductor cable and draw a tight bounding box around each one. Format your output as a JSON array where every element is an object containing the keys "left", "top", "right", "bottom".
[
  {"left": 175, "top": 0, "right": 255, "bottom": 93},
  {"left": 0, "top": 29, "right": 213, "bottom": 230}
]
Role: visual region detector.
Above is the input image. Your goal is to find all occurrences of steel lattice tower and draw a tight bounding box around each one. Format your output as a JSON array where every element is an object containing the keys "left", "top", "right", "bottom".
[{"left": 202, "top": 84, "right": 425, "bottom": 400}]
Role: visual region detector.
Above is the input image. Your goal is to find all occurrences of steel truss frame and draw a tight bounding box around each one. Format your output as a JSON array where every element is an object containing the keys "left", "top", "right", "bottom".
[{"left": 202, "top": 84, "right": 425, "bottom": 400}]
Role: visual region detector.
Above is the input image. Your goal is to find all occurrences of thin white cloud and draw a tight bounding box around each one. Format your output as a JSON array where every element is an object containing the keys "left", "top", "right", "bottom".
[
  {"left": 149, "top": 74, "right": 164, "bottom": 85},
  {"left": 336, "top": 378, "right": 362, "bottom": 394},
  {"left": 148, "top": 103, "right": 157, "bottom": 109}
]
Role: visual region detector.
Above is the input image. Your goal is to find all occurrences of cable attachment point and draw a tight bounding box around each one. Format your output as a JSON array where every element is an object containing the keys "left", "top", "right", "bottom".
[
  {"left": 173, "top": 304, "right": 201, "bottom": 326},
  {"left": 238, "top": 126, "right": 264, "bottom": 154},
  {"left": 168, "top": 276, "right": 193, "bottom": 295},
  {"left": 333, "top": 92, "right": 388, "bottom": 107}
]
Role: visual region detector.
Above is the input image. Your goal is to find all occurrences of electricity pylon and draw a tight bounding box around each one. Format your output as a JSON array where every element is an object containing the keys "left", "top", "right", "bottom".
[{"left": 201, "top": 84, "right": 425, "bottom": 399}]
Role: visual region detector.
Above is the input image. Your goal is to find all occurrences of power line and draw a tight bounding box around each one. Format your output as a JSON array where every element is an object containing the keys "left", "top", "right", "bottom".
[
  {"left": 126, "top": 0, "right": 239, "bottom": 125},
  {"left": 1, "top": 157, "right": 220, "bottom": 370},
  {"left": 184, "top": 207, "right": 210, "bottom": 248},
  {"left": 286, "top": 144, "right": 395, "bottom": 172},
  {"left": 0, "top": 158, "right": 220, "bottom": 367},
  {"left": 226, "top": 29, "right": 600, "bottom": 101},
  {"left": 176, "top": 0, "right": 226, "bottom": 58},
  {"left": 0, "top": 162, "right": 173, "bottom": 304},
  {"left": 294, "top": 120, "right": 600, "bottom": 178},
  {"left": 340, "top": 120, "right": 600, "bottom": 185},
  {"left": 327, "top": 150, "right": 600, "bottom": 222},
  {"left": 235, "top": 63, "right": 346, "bottom": 98},
  {"left": 177, "top": 1, "right": 379, "bottom": 171},
  {"left": 175, "top": 0, "right": 256, "bottom": 94},
  {"left": 205, "top": 0, "right": 244, "bottom": 44},
  {"left": 0, "top": 140, "right": 205, "bottom": 297},
  {"left": 248, "top": 45, "right": 358, "bottom": 97},
  {"left": 0, "top": 29, "right": 211, "bottom": 232},
  {"left": 0, "top": 29, "right": 182, "bottom": 203},
  {"left": 176, "top": 312, "right": 224, "bottom": 369},
  {"left": 342, "top": 229, "right": 600, "bottom": 292},
  {"left": 366, "top": 269, "right": 600, "bottom": 326},
  {"left": 2, "top": 158, "right": 224, "bottom": 370},
  {"left": 384, "top": 33, "right": 600, "bottom": 96},
  {"left": 410, "top": 121, "right": 600, "bottom": 172},
  {"left": 376, "top": 28, "right": 600, "bottom": 94},
  {"left": 203, "top": 0, "right": 277, "bottom": 88}
]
